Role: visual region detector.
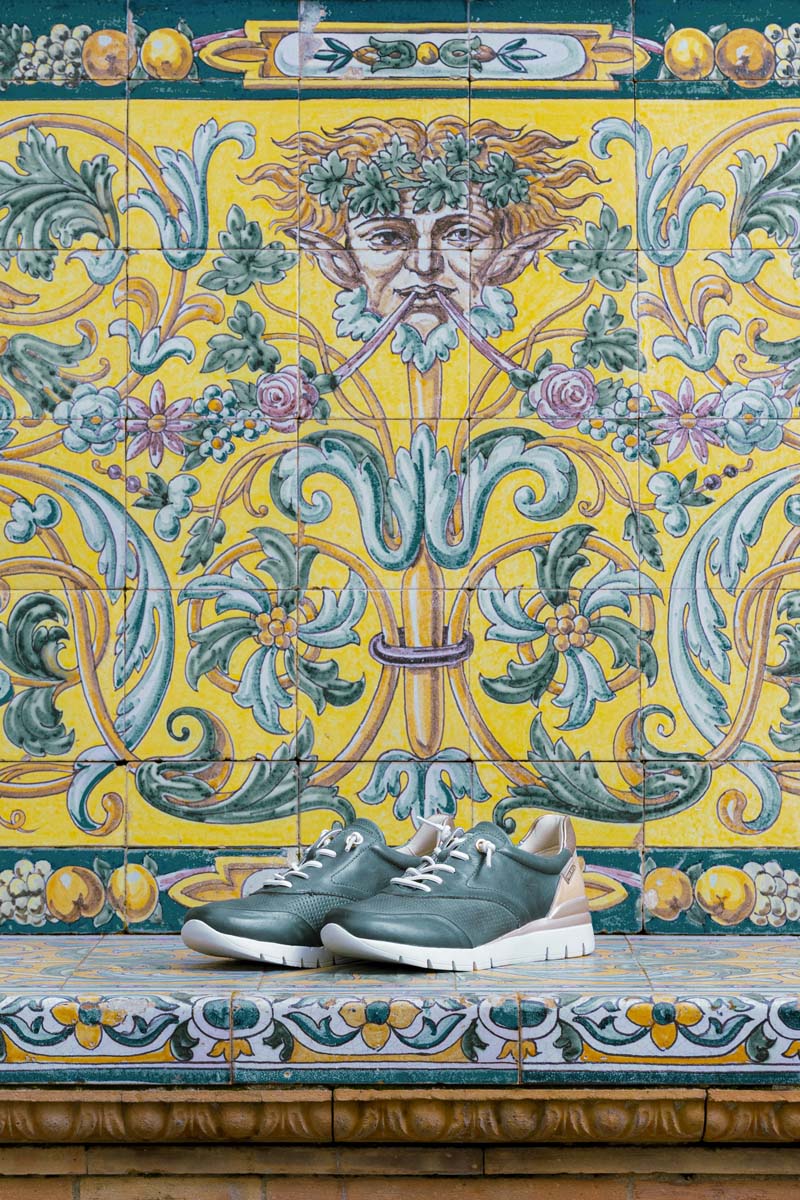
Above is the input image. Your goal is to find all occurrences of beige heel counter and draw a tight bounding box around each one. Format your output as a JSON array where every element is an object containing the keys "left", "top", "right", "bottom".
[
  {"left": 549, "top": 853, "right": 591, "bottom": 922},
  {"left": 559, "top": 815, "right": 577, "bottom": 853}
]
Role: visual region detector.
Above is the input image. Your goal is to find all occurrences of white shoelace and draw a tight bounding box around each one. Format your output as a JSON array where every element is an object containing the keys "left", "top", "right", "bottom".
[
  {"left": 392, "top": 831, "right": 496, "bottom": 893},
  {"left": 260, "top": 826, "right": 364, "bottom": 890}
]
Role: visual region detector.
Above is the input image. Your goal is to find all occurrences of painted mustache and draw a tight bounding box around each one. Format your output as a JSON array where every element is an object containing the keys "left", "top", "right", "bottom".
[{"left": 394, "top": 284, "right": 456, "bottom": 300}]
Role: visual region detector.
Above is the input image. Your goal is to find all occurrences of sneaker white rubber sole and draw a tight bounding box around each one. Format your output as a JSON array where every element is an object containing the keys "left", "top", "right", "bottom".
[
  {"left": 181, "top": 919, "right": 336, "bottom": 967},
  {"left": 320, "top": 920, "right": 595, "bottom": 971}
]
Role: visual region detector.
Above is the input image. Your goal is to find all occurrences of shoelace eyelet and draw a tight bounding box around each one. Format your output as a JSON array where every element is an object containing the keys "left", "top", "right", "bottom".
[{"left": 391, "top": 829, "right": 496, "bottom": 891}]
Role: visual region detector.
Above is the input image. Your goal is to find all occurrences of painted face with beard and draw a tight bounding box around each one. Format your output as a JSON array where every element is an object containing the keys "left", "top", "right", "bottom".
[
  {"left": 298, "top": 192, "right": 564, "bottom": 336},
  {"left": 344, "top": 195, "right": 499, "bottom": 335}
]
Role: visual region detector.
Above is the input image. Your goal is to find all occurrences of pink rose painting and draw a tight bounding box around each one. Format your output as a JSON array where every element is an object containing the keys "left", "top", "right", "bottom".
[
  {"left": 528, "top": 364, "right": 598, "bottom": 429},
  {"left": 256, "top": 366, "right": 319, "bottom": 432}
]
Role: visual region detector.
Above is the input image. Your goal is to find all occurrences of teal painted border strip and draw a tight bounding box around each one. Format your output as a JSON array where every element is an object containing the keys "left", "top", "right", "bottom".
[
  {"left": 0, "top": 847, "right": 642, "bottom": 935},
  {"left": 2, "top": 5, "right": 794, "bottom": 98}
]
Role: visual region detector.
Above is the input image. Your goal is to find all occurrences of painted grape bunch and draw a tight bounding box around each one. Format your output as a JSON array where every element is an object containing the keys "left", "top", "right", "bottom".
[{"left": 644, "top": 859, "right": 800, "bottom": 930}]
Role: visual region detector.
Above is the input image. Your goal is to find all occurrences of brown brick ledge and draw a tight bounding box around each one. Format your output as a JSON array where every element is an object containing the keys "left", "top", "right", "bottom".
[{"left": 0, "top": 1087, "right": 797, "bottom": 1145}]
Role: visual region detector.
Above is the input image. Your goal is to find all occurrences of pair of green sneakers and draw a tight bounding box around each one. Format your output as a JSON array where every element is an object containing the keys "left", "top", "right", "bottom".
[{"left": 181, "top": 814, "right": 595, "bottom": 971}]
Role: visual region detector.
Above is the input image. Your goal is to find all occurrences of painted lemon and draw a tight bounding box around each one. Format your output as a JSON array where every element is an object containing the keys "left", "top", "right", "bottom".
[
  {"left": 107, "top": 864, "right": 159, "bottom": 923},
  {"left": 663, "top": 28, "right": 715, "bottom": 80},
  {"left": 643, "top": 867, "right": 694, "bottom": 921},
  {"left": 81, "top": 29, "right": 137, "bottom": 84},
  {"left": 715, "top": 29, "right": 776, "bottom": 87},
  {"left": 416, "top": 41, "right": 440, "bottom": 64},
  {"left": 695, "top": 866, "right": 756, "bottom": 925},
  {"left": 141, "top": 29, "right": 194, "bottom": 80},
  {"left": 45, "top": 866, "right": 105, "bottom": 923}
]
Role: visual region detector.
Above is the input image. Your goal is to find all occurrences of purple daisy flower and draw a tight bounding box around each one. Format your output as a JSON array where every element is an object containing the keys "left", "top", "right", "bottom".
[
  {"left": 127, "top": 380, "right": 194, "bottom": 467},
  {"left": 651, "top": 378, "right": 724, "bottom": 464}
]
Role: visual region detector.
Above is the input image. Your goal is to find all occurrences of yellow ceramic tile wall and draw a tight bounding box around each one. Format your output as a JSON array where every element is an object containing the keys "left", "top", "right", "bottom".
[{"left": 4, "top": 16, "right": 800, "bottom": 933}]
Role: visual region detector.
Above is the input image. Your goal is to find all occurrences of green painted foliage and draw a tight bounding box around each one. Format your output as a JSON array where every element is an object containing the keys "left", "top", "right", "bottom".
[{"left": 0, "top": 126, "right": 119, "bottom": 279}]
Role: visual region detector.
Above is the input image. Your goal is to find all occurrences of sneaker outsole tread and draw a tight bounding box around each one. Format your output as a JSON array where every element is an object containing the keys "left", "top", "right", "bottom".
[{"left": 320, "top": 921, "right": 595, "bottom": 970}]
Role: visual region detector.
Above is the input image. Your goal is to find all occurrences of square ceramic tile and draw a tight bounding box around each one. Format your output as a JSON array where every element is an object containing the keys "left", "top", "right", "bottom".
[
  {"left": 119, "top": 585, "right": 301, "bottom": 765},
  {"left": 291, "top": 587, "right": 472, "bottom": 763},
  {"left": 298, "top": 90, "right": 471, "bottom": 245},
  {"left": 638, "top": 253, "right": 800, "bottom": 431},
  {"left": 280, "top": 419, "right": 474, "bottom": 594},
  {"left": 633, "top": 99, "right": 800, "bottom": 250},
  {"left": 470, "top": 760, "right": 643, "bottom": 857},
  {"left": 467, "top": 412, "right": 643, "bottom": 582},
  {"left": 0, "top": 758, "right": 127, "bottom": 848},
  {"left": 126, "top": 88, "right": 299, "bottom": 251},
  {"left": 299, "top": 1, "right": 469, "bottom": 83},
  {"left": 0, "top": 102, "right": 129, "bottom": 217},
  {"left": 471, "top": 93, "right": 637, "bottom": 237},
  {"left": 298, "top": 249, "right": 472, "bottom": 420},
  {"left": 0, "top": 421, "right": 128, "bottom": 587},
  {"left": 126, "top": 757, "right": 300, "bottom": 848},
  {"left": 0, "top": 251, "right": 129, "bottom": 402},
  {"left": 299, "top": 755, "right": 480, "bottom": 850},
  {"left": 471, "top": 1, "right": 637, "bottom": 90}
]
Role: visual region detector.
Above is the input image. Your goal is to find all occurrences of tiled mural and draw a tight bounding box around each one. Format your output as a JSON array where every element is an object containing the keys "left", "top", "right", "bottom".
[{"left": 1, "top": 0, "right": 800, "bottom": 936}]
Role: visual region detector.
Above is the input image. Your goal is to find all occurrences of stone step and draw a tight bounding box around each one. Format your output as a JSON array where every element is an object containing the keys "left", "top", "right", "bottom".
[{"left": 0, "top": 934, "right": 797, "bottom": 1085}]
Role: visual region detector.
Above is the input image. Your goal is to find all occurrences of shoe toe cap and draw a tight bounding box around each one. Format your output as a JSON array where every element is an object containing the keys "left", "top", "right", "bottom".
[{"left": 184, "top": 901, "right": 318, "bottom": 946}]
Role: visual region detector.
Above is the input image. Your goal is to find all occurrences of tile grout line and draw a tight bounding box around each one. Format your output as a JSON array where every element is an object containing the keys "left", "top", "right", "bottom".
[{"left": 61, "top": 934, "right": 107, "bottom": 991}]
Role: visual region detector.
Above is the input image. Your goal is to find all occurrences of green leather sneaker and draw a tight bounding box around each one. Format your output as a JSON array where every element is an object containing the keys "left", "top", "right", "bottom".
[
  {"left": 321, "top": 815, "right": 594, "bottom": 970},
  {"left": 181, "top": 816, "right": 451, "bottom": 966}
]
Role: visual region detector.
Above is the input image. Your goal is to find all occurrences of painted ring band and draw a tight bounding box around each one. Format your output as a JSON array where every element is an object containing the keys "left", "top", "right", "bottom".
[{"left": 369, "top": 630, "right": 474, "bottom": 668}]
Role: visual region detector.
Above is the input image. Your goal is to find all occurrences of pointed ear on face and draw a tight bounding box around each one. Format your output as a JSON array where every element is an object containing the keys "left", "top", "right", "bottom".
[
  {"left": 482, "top": 228, "right": 566, "bottom": 286},
  {"left": 292, "top": 228, "right": 363, "bottom": 290}
]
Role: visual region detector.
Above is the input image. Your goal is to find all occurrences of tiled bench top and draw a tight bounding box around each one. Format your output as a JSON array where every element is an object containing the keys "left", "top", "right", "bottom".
[{"left": 0, "top": 934, "right": 798, "bottom": 1085}]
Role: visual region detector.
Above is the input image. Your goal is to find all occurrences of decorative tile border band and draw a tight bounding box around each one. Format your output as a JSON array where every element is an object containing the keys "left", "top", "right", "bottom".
[
  {"left": 0, "top": 1086, "right": 799, "bottom": 1143},
  {"left": 332, "top": 1086, "right": 706, "bottom": 1143},
  {"left": 7, "top": 845, "right": 800, "bottom": 936},
  {"left": 1, "top": 989, "right": 798, "bottom": 1084},
  {"left": 0, "top": 848, "right": 641, "bottom": 934},
  {"left": 3, "top": 14, "right": 799, "bottom": 93},
  {"left": 0, "top": 1086, "right": 333, "bottom": 1142}
]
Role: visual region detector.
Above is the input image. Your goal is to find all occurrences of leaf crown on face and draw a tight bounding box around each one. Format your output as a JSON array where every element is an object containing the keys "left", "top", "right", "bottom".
[{"left": 299, "top": 132, "right": 532, "bottom": 218}]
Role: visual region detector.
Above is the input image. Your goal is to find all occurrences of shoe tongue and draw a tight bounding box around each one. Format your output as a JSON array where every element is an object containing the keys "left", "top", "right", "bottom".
[
  {"left": 458, "top": 821, "right": 510, "bottom": 850},
  {"left": 338, "top": 817, "right": 385, "bottom": 845}
]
